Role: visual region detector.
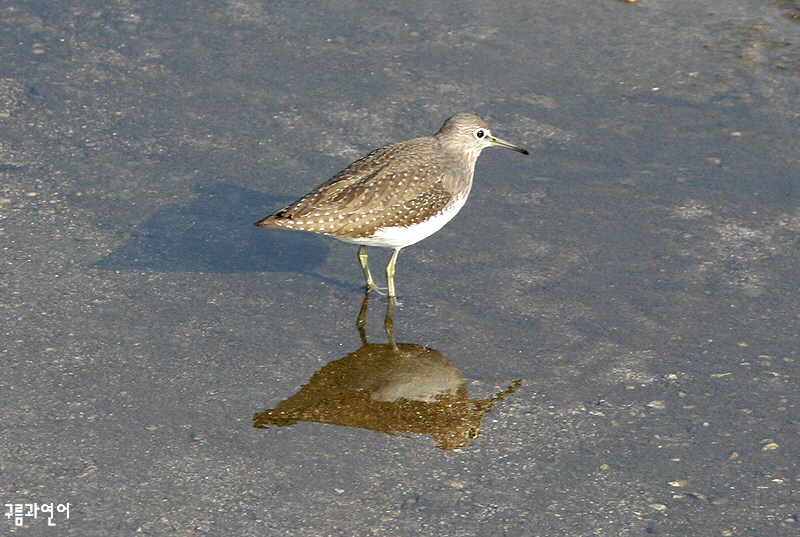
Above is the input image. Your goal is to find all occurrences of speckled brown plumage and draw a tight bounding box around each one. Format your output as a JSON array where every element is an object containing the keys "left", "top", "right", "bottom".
[
  {"left": 255, "top": 112, "right": 528, "bottom": 297},
  {"left": 255, "top": 138, "right": 465, "bottom": 240}
]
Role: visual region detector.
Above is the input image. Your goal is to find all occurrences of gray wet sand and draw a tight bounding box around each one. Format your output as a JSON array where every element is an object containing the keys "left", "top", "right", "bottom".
[{"left": 1, "top": 0, "right": 799, "bottom": 535}]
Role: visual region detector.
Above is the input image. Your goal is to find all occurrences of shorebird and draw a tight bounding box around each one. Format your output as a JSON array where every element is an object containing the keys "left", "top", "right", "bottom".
[{"left": 255, "top": 112, "right": 528, "bottom": 297}]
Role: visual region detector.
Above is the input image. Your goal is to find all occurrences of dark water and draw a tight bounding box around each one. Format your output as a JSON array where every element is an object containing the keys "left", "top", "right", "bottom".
[{"left": 2, "top": 0, "right": 798, "bottom": 535}]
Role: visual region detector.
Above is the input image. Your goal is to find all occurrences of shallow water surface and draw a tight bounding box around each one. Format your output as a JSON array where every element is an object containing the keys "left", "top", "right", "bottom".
[{"left": 1, "top": 0, "right": 798, "bottom": 535}]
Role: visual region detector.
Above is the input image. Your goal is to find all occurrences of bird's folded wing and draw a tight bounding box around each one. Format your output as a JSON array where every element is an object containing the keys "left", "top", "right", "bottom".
[{"left": 281, "top": 137, "right": 455, "bottom": 218}]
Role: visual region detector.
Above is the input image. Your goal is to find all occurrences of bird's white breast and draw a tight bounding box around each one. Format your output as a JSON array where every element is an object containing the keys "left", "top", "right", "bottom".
[{"left": 339, "top": 195, "right": 468, "bottom": 249}]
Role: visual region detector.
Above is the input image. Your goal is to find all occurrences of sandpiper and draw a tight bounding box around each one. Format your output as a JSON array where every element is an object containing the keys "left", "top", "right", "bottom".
[{"left": 255, "top": 113, "right": 528, "bottom": 297}]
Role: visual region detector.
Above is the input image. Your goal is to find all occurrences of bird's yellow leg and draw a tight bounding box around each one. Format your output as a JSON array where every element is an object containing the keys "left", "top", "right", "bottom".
[
  {"left": 385, "top": 248, "right": 401, "bottom": 298},
  {"left": 358, "top": 246, "right": 382, "bottom": 292}
]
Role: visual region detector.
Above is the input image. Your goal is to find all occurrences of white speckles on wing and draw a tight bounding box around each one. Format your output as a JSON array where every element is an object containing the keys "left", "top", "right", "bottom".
[
  {"left": 341, "top": 194, "right": 468, "bottom": 248},
  {"left": 254, "top": 113, "right": 507, "bottom": 249}
]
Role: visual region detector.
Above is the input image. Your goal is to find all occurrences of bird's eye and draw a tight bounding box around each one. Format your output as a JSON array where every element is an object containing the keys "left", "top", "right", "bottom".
[{"left": 475, "top": 129, "right": 485, "bottom": 139}]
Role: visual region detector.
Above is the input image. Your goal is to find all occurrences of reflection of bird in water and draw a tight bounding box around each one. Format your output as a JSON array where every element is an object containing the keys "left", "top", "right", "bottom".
[{"left": 254, "top": 291, "right": 520, "bottom": 450}]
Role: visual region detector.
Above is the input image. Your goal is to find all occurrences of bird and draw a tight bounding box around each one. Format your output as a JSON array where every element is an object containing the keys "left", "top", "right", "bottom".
[{"left": 254, "top": 112, "right": 528, "bottom": 298}]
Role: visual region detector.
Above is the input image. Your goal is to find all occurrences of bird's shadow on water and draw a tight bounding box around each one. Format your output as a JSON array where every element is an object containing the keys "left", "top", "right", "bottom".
[{"left": 92, "top": 183, "right": 332, "bottom": 275}]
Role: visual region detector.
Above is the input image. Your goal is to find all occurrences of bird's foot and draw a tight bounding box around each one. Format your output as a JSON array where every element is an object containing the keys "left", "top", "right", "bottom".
[
  {"left": 366, "top": 282, "right": 387, "bottom": 296},
  {"left": 365, "top": 284, "right": 402, "bottom": 305}
]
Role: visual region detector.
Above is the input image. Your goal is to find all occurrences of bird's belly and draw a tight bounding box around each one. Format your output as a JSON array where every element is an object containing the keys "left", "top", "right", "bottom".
[{"left": 339, "top": 195, "right": 468, "bottom": 249}]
